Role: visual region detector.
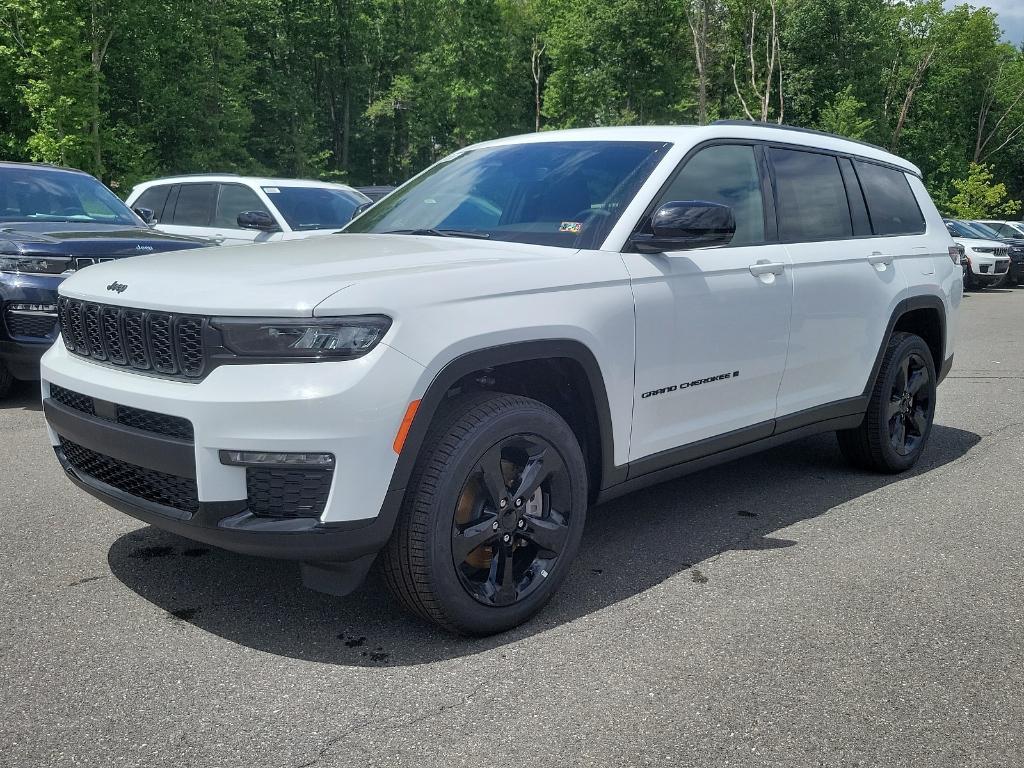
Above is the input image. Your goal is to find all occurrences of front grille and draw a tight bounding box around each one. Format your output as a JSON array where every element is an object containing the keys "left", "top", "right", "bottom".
[
  {"left": 246, "top": 467, "right": 332, "bottom": 519},
  {"left": 4, "top": 309, "right": 58, "bottom": 338},
  {"left": 995, "top": 260, "right": 1009, "bottom": 274},
  {"left": 994, "top": 248, "right": 1009, "bottom": 258},
  {"left": 57, "top": 297, "right": 206, "bottom": 380},
  {"left": 49, "top": 384, "right": 194, "bottom": 441},
  {"left": 59, "top": 437, "right": 199, "bottom": 514}
]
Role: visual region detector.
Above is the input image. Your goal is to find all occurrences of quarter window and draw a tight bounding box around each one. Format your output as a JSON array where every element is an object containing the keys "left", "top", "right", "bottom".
[
  {"left": 854, "top": 161, "right": 925, "bottom": 236},
  {"left": 771, "top": 148, "right": 852, "bottom": 242},
  {"left": 215, "top": 184, "right": 271, "bottom": 228},
  {"left": 170, "top": 183, "right": 216, "bottom": 226},
  {"left": 657, "top": 144, "right": 766, "bottom": 246}
]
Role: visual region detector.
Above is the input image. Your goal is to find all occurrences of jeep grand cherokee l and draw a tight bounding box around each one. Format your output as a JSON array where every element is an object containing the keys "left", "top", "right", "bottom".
[
  {"left": 0, "top": 162, "right": 208, "bottom": 398},
  {"left": 41, "top": 124, "right": 961, "bottom": 635}
]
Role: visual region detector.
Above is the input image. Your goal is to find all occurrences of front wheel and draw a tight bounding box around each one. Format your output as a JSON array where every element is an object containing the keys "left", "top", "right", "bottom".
[
  {"left": 382, "top": 392, "right": 588, "bottom": 635},
  {"left": 837, "top": 332, "right": 937, "bottom": 473}
]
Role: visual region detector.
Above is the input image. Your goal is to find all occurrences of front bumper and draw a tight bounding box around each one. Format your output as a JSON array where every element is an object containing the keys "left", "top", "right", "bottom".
[
  {"left": 41, "top": 339, "right": 425, "bottom": 561},
  {"left": 1, "top": 272, "right": 62, "bottom": 379}
]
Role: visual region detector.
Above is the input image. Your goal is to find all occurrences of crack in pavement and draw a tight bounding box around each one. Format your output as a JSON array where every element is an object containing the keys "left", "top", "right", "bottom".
[{"left": 293, "top": 688, "right": 483, "bottom": 768}]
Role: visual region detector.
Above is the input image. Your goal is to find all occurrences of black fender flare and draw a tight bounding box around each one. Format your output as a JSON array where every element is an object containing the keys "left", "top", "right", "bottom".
[
  {"left": 864, "top": 294, "right": 948, "bottom": 396},
  {"left": 385, "top": 339, "right": 624, "bottom": 497}
]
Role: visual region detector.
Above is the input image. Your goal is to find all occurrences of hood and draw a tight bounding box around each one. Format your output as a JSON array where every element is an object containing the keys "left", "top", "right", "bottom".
[
  {"left": 56, "top": 233, "right": 574, "bottom": 316},
  {"left": 0, "top": 222, "right": 208, "bottom": 273}
]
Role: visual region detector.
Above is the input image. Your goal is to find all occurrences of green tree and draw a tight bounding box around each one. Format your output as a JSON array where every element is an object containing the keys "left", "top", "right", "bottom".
[
  {"left": 816, "top": 85, "right": 874, "bottom": 139},
  {"left": 945, "top": 162, "right": 1021, "bottom": 218}
]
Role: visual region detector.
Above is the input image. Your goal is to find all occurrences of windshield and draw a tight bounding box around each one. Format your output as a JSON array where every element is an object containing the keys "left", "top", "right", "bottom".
[
  {"left": 0, "top": 166, "right": 138, "bottom": 225},
  {"left": 967, "top": 221, "right": 1004, "bottom": 240},
  {"left": 343, "top": 141, "right": 669, "bottom": 248},
  {"left": 263, "top": 186, "right": 370, "bottom": 231}
]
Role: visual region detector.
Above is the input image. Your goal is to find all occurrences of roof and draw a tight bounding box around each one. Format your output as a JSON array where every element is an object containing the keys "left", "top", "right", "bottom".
[
  {"left": 0, "top": 161, "right": 91, "bottom": 176},
  {"left": 466, "top": 123, "right": 921, "bottom": 176}
]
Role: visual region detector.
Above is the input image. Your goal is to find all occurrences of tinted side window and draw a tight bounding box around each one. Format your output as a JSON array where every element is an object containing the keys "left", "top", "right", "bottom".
[
  {"left": 657, "top": 144, "right": 765, "bottom": 246},
  {"left": 170, "top": 183, "right": 216, "bottom": 226},
  {"left": 214, "top": 184, "right": 270, "bottom": 228},
  {"left": 854, "top": 161, "right": 925, "bottom": 236},
  {"left": 771, "top": 149, "right": 852, "bottom": 242},
  {"left": 134, "top": 186, "right": 171, "bottom": 220}
]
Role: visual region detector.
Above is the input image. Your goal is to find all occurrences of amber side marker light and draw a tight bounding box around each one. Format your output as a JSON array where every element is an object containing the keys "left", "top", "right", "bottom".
[{"left": 394, "top": 400, "right": 421, "bottom": 454}]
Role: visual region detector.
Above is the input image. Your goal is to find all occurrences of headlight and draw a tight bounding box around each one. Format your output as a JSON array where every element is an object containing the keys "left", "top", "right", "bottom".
[
  {"left": 0, "top": 254, "right": 70, "bottom": 274},
  {"left": 213, "top": 316, "right": 391, "bottom": 359},
  {"left": 971, "top": 246, "right": 995, "bottom": 254}
]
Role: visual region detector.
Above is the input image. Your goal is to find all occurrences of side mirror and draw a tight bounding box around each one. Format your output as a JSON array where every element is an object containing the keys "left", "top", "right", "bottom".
[
  {"left": 133, "top": 206, "right": 156, "bottom": 225},
  {"left": 237, "top": 210, "right": 279, "bottom": 231},
  {"left": 631, "top": 201, "right": 736, "bottom": 253},
  {"left": 351, "top": 201, "right": 374, "bottom": 219}
]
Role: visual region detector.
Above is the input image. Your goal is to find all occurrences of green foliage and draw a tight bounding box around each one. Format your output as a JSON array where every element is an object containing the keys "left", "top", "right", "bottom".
[
  {"left": 0, "top": 0, "right": 1022, "bottom": 197},
  {"left": 816, "top": 85, "right": 874, "bottom": 139},
  {"left": 945, "top": 163, "right": 1021, "bottom": 219}
]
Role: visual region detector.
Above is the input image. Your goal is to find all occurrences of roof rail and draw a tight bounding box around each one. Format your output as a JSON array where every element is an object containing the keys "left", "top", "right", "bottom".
[
  {"left": 0, "top": 160, "right": 90, "bottom": 174},
  {"left": 711, "top": 120, "right": 890, "bottom": 155}
]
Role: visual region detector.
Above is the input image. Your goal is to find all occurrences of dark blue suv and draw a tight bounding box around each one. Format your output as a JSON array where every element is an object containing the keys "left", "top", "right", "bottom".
[{"left": 0, "top": 162, "right": 208, "bottom": 397}]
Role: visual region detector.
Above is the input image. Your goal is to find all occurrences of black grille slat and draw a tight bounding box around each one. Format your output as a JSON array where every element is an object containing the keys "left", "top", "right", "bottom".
[
  {"left": 100, "top": 307, "right": 126, "bottom": 364},
  {"left": 4, "top": 310, "right": 58, "bottom": 338},
  {"left": 83, "top": 303, "right": 105, "bottom": 360},
  {"left": 68, "top": 300, "right": 89, "bottom": 353},
  {"left": 176, "top": 318, "right": 205, "bottom": 377},
  {"left": 58, "top": 299, "right": 206, "bottom": 381},
  {"left": 247, "top": 467, "right": 333, "bottom": 519},
  {"left": 123, "top": 311, "right": 150, "bottom": 369},
  {"left": 59, "top": 437, "right": 198, "bottom": 513},
  {"left": 148, "top": 314, "right": 176, "bottom": 374}
]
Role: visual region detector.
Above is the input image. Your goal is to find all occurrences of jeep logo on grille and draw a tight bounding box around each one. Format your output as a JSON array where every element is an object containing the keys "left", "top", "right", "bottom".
[{"left": 106, "top": 281, "right": 128, "bottom": 294}]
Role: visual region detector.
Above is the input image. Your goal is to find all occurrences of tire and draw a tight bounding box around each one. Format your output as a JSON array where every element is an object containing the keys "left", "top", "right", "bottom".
[
  {"left": 382, "top": 391, "right": 588, "bottom": 635},
  {"left": 837, "top": 332, "right": 937, "bottom": 473},
  {"left": 0, "top": 360, "right": 13, "bottom": 400}
]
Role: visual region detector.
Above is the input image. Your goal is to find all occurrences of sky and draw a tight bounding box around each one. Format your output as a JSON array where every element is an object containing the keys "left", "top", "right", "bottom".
[{"left": 945, "top": 1, "right": 1024, "bottom": 45}]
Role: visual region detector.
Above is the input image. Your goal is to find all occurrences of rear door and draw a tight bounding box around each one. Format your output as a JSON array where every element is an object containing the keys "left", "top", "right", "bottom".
[
  {"left": 773, "top": 148, "right": 910, "bottom": 421},
  {"left": 156, "top": 183, "right": 218, "bottom": 243}
]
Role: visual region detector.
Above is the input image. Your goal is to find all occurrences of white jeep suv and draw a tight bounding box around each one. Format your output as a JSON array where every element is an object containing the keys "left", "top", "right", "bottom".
[
  {"left": 125, "top": 175, "right": 370, "bottom": 246},
  {"left": 42, "top": 124, "right": 961, "bottom": 635}
]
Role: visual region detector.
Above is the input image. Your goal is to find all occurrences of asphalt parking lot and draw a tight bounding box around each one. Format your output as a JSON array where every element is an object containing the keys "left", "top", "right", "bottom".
[{"left": 2, "top": 287, "right": 1022, "bottom": 768}]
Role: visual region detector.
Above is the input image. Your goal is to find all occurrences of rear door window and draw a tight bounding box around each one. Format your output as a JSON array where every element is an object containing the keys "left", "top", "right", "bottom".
[
  {"left": 854, "top": 161, "right": 925, "bottom": 236},
  {"left": 169, "top": 183, "right": 216, "bottom": 226},
  {"left": 770, "top": 148, "right": 852, "bottom": 242}
]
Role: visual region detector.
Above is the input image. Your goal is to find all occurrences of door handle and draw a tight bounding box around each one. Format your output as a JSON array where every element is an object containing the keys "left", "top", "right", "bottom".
[
  {"left": 868, "top": 252, "right": 894, "bottom": 266},
  {"left": 748, "top": 260, "right": 786, "bottom": 276}
]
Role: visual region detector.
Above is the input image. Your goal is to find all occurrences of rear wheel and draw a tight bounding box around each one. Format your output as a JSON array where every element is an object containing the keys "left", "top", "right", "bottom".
[
  {"left": 837, "top": 332, "right": 936, "bottom": 473},
  {"left": 382, "top": 392, "right": 588, "bottom": 635}
]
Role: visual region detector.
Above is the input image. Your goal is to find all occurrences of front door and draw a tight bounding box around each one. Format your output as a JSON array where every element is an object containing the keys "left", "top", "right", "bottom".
[{"left": 620, "top": 143, "right": 793, "bottom": 467}]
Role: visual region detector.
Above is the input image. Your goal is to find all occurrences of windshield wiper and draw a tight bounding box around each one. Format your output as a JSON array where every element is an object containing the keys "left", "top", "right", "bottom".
[{"left": 384, "top": 228, "right": 491, "bottom": 240}]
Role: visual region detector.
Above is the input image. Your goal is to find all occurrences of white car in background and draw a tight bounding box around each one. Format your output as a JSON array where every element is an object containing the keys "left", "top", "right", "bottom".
[
  {"left": 976, "top": 219, "right": 1024, "bottom": 238},
  {"left": 126, "top": 175, "right": 371, "bottom": 246},
  {"left": 944, "top": 219, "right": 1010, "bottom": 289}
]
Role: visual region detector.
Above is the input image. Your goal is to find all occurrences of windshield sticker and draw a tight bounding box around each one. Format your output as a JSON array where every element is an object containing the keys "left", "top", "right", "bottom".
[
  {"left": 263, "top": 187, "right": 281, "bottom": 194},
  {"left": 559, "top": 221, "right": 582, "bottom": 233}
]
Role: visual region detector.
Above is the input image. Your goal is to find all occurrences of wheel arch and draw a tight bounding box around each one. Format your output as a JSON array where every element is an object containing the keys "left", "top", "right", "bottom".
[
  {"left": 866, "top": 295, "right": 948, "bottom": 396},
  {"left": 386, "top": 339, "right": 622, "bottom": 502}
]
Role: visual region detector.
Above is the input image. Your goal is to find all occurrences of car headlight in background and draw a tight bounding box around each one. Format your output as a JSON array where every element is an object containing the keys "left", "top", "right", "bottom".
[
  {"left": 0, "top": 255, "right": 70, "bottom": 274},
  {"left": 971, "top": 246, "right": 995, "bottom": 254},
  {"left": 212, "top": 315, "right": 392, "bottom": 359}
]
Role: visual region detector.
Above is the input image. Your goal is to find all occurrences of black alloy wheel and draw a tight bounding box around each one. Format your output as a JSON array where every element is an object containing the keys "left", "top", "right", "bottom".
[
  {"left": 886, "top": 351, "right": 933, "bottom": 457},
  {"left": 451, "top": 434, "right": 572, "bottom": 607}
]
